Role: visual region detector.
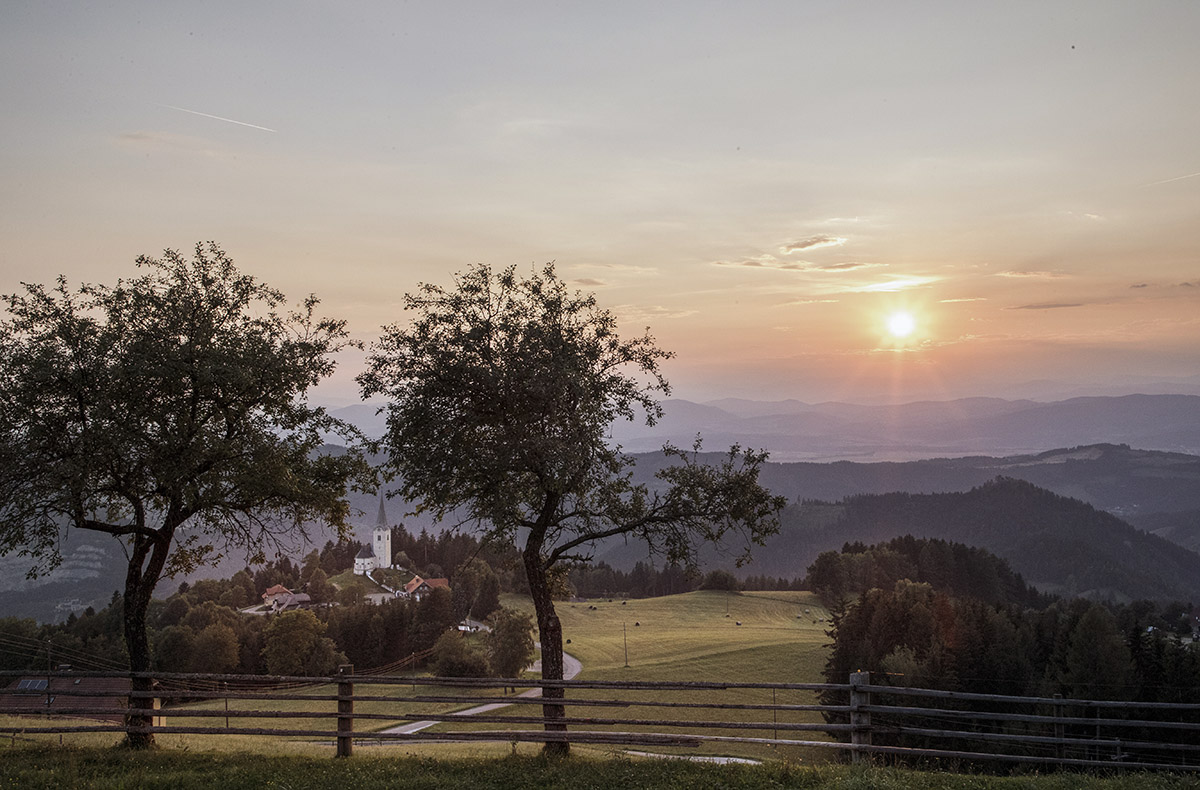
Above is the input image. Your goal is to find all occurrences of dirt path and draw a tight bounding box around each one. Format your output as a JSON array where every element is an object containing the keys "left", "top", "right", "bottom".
[{"left": 381, "top": 647, "right": 581, "bottom": 735}]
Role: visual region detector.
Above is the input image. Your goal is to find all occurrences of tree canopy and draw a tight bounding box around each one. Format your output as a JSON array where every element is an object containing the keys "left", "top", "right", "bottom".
[
  {"left": 0, "top": 243, "right": 370, "bottom": 745},
  {"left": 359, "top": 262, "right": 785, "bottom": 753}
]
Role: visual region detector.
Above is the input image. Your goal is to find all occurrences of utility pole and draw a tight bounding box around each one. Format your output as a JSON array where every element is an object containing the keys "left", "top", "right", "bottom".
[{"left": 623, "top": 622, "right": 629, "bottom": 668}]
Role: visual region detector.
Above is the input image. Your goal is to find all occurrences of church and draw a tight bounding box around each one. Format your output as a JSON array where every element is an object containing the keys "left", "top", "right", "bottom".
[{"left": 353, "top": 495, "right": 393, "bottom": 575}]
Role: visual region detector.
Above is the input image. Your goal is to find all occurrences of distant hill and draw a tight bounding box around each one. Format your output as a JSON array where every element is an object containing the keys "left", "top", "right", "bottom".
[
  {"left": 333, "top": 393, "right": 1200, "bottom": 461},
  {"left": 615, "top": 393, "right": 1200, "bottom": 461},
  {"left": 659, "top": 478, "right": 1200, "bottom": 603}
]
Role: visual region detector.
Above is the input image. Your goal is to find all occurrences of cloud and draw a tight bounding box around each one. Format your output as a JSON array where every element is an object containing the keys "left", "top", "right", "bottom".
[
  {"left": 848, "top": 276, "right": 940, "bottom": 293},
  {"left": 712, "top": 257, "right": 882, "bottom": 273},
  {"left": 1130, "top": 283, "right": 1149, "bottom": 289},
  {"left": 1009, "top": 302, "right": 1084, "bottom": 310},
  {"left": 613, "top": 304, "right": 698, "bottom": 323},
  {"left": 995, "top": 270, "right": 1067, "bottom": 279},
  {"left": 780, "top": 236, "right": 847, "bottom": 254},
  {"left": 573, "top": 278, "right": 606, "bottom": 287},
  {"left": 780, "top": 298, "right": 840, "bottom": 306},
  {"left": 809, "top": 262, "right": 883, "bottom": 272},
  {"left": 939, "top": 297, "right": 988, "bottom": 303},
  {"left": 1181, "top": 281, "right": 1198, "bottom": 288}
]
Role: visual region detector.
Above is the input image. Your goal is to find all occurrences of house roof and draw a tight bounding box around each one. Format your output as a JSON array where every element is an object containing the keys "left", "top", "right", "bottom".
[
  {"left": 262, "top": 584, "right": 292, "bottom": 598},
  {"left": 0, "top": 675, "right": 134, "bottom": 722}
]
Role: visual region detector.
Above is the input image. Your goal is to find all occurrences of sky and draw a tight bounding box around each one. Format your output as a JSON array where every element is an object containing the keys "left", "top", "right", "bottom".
[{"left": 2, "top": 1, "right": 1199, "bottom": 406}]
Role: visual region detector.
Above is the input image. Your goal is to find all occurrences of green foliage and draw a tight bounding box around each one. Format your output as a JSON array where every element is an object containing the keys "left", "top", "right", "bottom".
[
  {"left": 431, "top": 630, "right": 490, "bottom": 677},
  {"left": 488, "top": 607, "right": 535, "bottom": 678},
  {"left": 805, "top": 535, "right": 1046, "bottom": 609},
  {"left": 472, "top": 570, "right": 502, "bottom": 620},
  {"left": 411, "top": 586, "right": 456, "bottom": 651},
  {"left": 699, "top": 569, "right": 740, "bottom": 591},
  {"left": 261, "top": 610, "right": 345, "bottom": 676},
  {"left": 190, "top": 624, "right": 240, "bottom": 674}
]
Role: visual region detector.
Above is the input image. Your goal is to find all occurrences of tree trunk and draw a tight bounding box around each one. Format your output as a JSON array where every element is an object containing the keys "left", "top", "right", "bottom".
[
  {"left": 121, "top": 532, "right": 171, "bottom": 749},
  {"left": 523, "top": 524, "right": 569, "bottom": 757}
]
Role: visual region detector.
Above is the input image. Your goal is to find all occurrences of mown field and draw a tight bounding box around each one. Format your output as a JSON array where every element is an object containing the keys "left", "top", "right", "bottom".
[
  {"left": 427, "top": 590, "right": 834, "bottom": 764},
  {"left": 2, "top": 748, "right": 1198, "bottom": 790}
]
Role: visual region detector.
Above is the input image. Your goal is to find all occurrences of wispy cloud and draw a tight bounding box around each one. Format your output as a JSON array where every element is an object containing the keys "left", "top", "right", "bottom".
[
  {"left": 780, "top": 235, "right": 847, "bottom": 254},
  {"left": 159, "top": 104, "right": 276, "bottom": 133},
  {"left": 613, "top": 304, "right": 698, "bottom": 323},
  {"left": 940, "top": 297, "right": 988, "bottom": 303},
  {"left": 996, "top": 270, "right": 1067, "bottom": 279},
  {"left": 1141, "top": 170, "right": 1200, "bottom": 188},
  {"left": 1130, "top": 283, "right": 1149, "bottom": 289},
  {"left": 848, "top": 276, "right": 940, "bottom": 293},
  {"left": 811, "top": 261, "right": 883, "bottom": 272},
  {"left": 713, "top": 257, "right": 882, "bottom": 273},
  {"left": 780, "top": 298, "right": 840, "bottom": 306},
  {"left": 573, "top": 278, "right": 606, "bottom": 287},
  {"left": 1009, "top": 302, "right": 1084, "bottom": 310}
]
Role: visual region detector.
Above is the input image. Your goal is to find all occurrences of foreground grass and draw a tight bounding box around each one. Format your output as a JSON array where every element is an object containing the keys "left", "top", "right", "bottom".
[{"left": 2, "top": 747, "right": 1199, "bottom": 790}]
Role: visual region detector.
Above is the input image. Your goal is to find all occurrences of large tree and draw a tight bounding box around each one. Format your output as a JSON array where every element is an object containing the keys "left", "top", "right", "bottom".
[
  {"left": 0, "top": 243, "right": 370, "bottom": 746},
  {"left": 359, "top": 263, "right": 785, "bottom": 754}
]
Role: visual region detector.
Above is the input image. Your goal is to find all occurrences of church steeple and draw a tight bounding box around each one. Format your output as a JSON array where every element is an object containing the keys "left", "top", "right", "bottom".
[{"left": 376, "top": 492, "right": 388, "bottom": 528}]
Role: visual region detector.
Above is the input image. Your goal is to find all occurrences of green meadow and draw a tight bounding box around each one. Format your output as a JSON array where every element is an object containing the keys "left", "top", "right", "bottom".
[{"left": 424, "top": 590, "right": 834, "bottom": 764}]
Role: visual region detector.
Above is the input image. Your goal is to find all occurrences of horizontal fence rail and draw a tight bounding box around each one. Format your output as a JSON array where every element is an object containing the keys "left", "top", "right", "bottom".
[{"left": 2, "top": 668, "right": 1199, "bottom": 771}]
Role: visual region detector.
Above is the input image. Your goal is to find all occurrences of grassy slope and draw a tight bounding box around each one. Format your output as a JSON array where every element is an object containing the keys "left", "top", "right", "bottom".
[
  {"left": 2, "top": 749, "right": 1198, "bottom": 790},
  {"left": 428, "top": 590, "right": 833, "bottom": 763}
]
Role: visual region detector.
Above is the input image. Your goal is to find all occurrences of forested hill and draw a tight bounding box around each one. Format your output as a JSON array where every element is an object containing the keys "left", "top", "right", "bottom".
[{"left": 759, "top": 478, "right": 1200, "bottom": 603}]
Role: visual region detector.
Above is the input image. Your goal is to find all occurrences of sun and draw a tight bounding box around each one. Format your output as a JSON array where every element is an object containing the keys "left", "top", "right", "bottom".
[{"left": 886, "top": 310, "right": 916, "bottom": 338}]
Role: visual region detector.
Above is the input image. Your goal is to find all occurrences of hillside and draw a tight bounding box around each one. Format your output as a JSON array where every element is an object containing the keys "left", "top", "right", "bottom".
[{"left": 745, "top": 479, "right": 1200, "bottom": 602}]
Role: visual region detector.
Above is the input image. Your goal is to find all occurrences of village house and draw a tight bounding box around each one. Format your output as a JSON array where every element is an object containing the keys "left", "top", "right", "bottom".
[
  {"left": 403, "top": 575, "right": 450, "bottom": 600},
  {"left": 260, "top": 584, "right": 311, "bottom": 613}
]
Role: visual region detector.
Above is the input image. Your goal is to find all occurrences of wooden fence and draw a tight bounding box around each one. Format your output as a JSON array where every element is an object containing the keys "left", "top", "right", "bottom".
[{"left": 2, "top": 668, "right": 1199, "bottom": 771}]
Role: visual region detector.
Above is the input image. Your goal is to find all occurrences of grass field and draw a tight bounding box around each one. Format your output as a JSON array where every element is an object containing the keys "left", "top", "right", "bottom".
[
  {"left": 2, "top": 748, "right": 1198, "bottom": 790},
  {"left": 426, "top": 590, "right": 834, "bottom": 764}
]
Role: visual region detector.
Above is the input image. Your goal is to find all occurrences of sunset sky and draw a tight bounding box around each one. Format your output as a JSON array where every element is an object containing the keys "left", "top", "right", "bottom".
[{"left": 3, "top": 2, "right": 1198, "bottom": 405}]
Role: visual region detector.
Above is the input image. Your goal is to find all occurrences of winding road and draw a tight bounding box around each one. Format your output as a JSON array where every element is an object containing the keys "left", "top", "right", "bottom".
[{"left": 381, "top": 647, "right": 581, "bottom": 735}]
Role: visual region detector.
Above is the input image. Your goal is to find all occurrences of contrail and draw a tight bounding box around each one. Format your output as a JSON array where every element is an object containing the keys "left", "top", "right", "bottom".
[
  {"left": 1141, "top": 170, "right": 1200, "bottom": 188},
  {"left": 159, "top": 104, "right": 276, "bottom": 133}
]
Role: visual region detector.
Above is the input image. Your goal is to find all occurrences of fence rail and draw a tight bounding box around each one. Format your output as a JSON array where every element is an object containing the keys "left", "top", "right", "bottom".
[{"left": 2, "top": 668, "right": 1198, "bottom": 771}]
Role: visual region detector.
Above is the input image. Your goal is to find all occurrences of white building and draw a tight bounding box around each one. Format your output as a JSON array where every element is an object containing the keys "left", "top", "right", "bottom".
[{"left": 353, "top": 495, "right": 393, "bottom": 575}]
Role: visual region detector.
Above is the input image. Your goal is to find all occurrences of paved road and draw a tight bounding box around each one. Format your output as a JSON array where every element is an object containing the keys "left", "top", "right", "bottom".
[{"left": 382, "top": 647, "right": 581, "bottom": 735}]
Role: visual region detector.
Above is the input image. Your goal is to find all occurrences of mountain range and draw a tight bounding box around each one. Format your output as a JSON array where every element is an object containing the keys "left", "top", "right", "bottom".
[{"left": 331, "top": 393, "right": 1200, "bottom": 462}]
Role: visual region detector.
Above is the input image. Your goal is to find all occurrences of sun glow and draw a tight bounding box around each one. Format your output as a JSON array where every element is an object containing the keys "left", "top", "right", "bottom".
[{"left": 886, "top": 311, "right": 916, "bottom": 338}]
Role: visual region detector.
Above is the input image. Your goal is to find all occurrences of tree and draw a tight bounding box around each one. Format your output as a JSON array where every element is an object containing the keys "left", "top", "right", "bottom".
[
  {"left": 472, "top": 569, "right": 502, "bottom": 621},
  {"left": 262, "top": 609, "right": 346, "bottom": 676},
  {"left": 359, "top": 263, "right": 785, "bottom": 753},
  {"left": 0, "top": 243, "right": 370, "bottom": 746},
  {"left": 431, "top": 630, "right": 490, "bottom": 677},
  {"left": 699, "top": 569, "right": 740, "bottom": 591},
  {"left": 488, "top": 607, "right": 536, "bottom": 680}
]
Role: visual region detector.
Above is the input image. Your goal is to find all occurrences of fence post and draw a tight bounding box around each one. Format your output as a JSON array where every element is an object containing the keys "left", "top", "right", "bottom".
[
  {"left": 336, "top": 664, "right": 354, "bottom": 758},
  {"left": 1053, "top": 693, "right": 1064, "bottom": 762},
  {"left": 850, "top": 670, "right": 871, "bottom": 764}
]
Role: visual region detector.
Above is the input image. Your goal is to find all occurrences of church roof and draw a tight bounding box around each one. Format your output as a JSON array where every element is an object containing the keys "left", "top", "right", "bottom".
[
  {"left": 355, "top": 546, "right": 375, "bottom": 559},
  {"left": 376, "top": 494, "right": 388, "bottom": 528}
]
